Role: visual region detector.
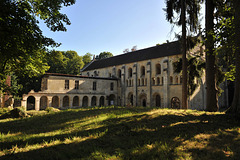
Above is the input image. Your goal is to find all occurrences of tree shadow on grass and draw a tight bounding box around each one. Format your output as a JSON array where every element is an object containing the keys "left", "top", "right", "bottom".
[
  {"left": 0, "top": 109, "right": 240, "bottom": 160},
  {"left": 0, "top": 107, "right": 151, "bottom": 135}
]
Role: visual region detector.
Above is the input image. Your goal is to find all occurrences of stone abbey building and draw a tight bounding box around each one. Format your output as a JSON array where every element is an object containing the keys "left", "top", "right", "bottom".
[{"left": 22, "top": 40, "right": 217, "bottom": 111}]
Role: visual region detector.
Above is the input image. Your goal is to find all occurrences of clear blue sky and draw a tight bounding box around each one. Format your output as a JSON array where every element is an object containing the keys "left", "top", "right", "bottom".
[{"left": 39, "top": 0, "right": 201, "bottom": 56}]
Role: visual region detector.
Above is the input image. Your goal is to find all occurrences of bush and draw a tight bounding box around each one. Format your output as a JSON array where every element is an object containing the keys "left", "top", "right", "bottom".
[
  {"left": 45, "top": 107, "right": 60, "bottom": 113},
  {"left": 0, "top": 107, "right": 28, "bottom": 119}
]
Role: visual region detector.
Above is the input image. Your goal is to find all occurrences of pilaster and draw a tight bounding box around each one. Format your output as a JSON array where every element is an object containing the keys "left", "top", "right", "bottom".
[{"left": 133, "top": 63, "right": 138, "bottom": 106}]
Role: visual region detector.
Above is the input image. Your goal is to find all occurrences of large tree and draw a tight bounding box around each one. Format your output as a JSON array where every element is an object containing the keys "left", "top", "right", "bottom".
[
  {"left": 82, "top": 53, "right": 93, "bottom": 65},
  {"left": 165, "top": 0, "right": 202, "bottom": 109},
  {"left": 46, "top": 50, "right": 84, "bottom": 75},
  {"left": 205, "top": 0, "right": 219, "bottom": 111},
  {"left": 229, "top": 0, "right": 240, "bottom": 114},
  {"left": 0, "top": 0, "right": 75, "bottom": 95},
  {"left": 96, "top": 52, "right": 113, "bottom": 60}
]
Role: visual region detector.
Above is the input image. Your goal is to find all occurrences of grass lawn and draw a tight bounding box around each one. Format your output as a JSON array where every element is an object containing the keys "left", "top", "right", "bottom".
[{"left": 0, "top": 106, "right": 239, "bottom": 160}]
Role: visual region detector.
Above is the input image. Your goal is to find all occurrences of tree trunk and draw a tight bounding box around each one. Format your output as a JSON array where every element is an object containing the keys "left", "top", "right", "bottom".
[
  {"left": 181, "top": 0, "right": 188, "bottom": 109},
  {"left": 205, "top": 0, "right": 219, "bottom": 111},
  {"left": 229, "top": 0, "right": 240, "bottom": 114}
]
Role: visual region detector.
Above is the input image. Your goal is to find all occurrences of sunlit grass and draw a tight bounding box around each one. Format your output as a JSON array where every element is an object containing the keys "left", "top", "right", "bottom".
[{"left": 0, "top": 106, "right": 239, "bottom": 160}]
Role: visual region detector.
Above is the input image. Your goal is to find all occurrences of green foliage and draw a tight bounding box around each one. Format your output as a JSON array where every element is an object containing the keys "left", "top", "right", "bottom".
[
  {"left": 95, "top": 51, "right": 113, "bottom": 60},
  {"left": 46, "top": 50, "right": 84, "bottom": 75},
  {"left": 0, "top": 0, "right": 75, "bottom": 96},
  {"left": 173, "top": 55, "right": 205, "bottom": 96},
  {"left": 64, "top": 51, "right": 84, "bottom": 74},
  {"left": 82, "top": 53, "right": 93, "bottom": 65},
  {"left": 45, "top": 107, "right": 60, "bottom": 113},
  {"left": 0, "top": 107, "right": 27, "bottom": 119},
  {"left": 225, "top": 65, "right": 235, "bottom": 81},
  {"left": 164, "top": 0, "right": 203, "bottom": 33}
]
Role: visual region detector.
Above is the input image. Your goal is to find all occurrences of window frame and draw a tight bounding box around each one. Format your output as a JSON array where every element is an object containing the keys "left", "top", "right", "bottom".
[{"left": 65, "top": 80, "right": 69, "bottom": 90}]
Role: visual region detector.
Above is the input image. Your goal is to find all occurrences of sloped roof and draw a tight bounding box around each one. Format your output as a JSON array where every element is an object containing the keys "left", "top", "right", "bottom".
[
  {"left": 82, "top": 40, "right": 181, "bottom": 72},
  {"left": 44, "top": 73, "right": 118, "bottom": 80}
]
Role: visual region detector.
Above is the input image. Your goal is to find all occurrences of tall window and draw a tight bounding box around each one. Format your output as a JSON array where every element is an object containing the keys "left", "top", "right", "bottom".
[
  {"left": 156, "top": 64, "right": 161, "bottom": 74},
  {"left": 93, "top": 82, "right": 97, "bottom": 90},
  {"left": 110, "top": 82, "right": 114, "bottom": 91},
  {"left": 128, "top": 68, "right": 133, "bottom": 78},
  {"left": 75, "top": 80, "right": 79, "bottom": 89},
  {"left": 141, "top": 66, "right": 145, "bottom": 76},
  {"left": 65, "top": 80, "right": 69, "bottom": 89},
  {"left": 118, "top": 69, "right": 121, "bottom": 78}
]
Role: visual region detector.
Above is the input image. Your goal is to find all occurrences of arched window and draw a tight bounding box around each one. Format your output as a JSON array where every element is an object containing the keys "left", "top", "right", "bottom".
[
  {"left": 152, "top": 78, "right": 155, "bottom": 85},
  {"left": 91, "top": 96, "right": 97, "bottom": 106},
  {"left": 52, "top": 96, "right": 59, "bottom": 108},
  {"left": 162, "top": 77, "right": 164, "bottom": 85},
  {"left": 141, "top": 66, "right": 145, "bottom": 76},
  {"left": 73, "top": 96, "right": 79, "bottom": 107},
  {"left": 40, "top": 96, "right": 48, "bottom": 110},
  {"left": 99, "top": 96, "right": 105, "bottom": 106},
  {"left": 82, "top": 96, "right": 88, "bottom": 107},
  {"left": 175, "top": 76, "right": 178, "bottom": 84},
  {"left": 27, "top": 96, "right": 35, "bottom": 110},
  {"left": 108, "top": 94, "right": 115, "bottom": 106},
  {"left": 139, "top": 94, "right": 147, "bottom": 107},
  {"left": 63, "top": 96, "right": 70, "bottom": 107},
  {"left": 128, "top": 68, "right": 132, "bottom": 78},
  {"left": 128, "top": 92, "right": 133, "bottom": 106},
  {"left": 156, "top": 63, "right": 161, "bottom": 74}
]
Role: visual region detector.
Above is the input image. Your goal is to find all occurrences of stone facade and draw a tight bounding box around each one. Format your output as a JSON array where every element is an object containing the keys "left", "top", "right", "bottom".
[
  {"left": 82, "top": 54, "right": 206, "bottom": 109},
  {"left": 22, "top": 74, "right": 118, "bottom": 110},
  {"left": 81, "top": 41, "right": 208, "bottom": 110},
  {"left": 22, "top": 40, "right": 228, "bottom": 111}
]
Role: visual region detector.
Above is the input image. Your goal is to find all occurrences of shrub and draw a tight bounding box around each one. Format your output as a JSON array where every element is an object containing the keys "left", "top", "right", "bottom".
[
  {"left": 0, "top": 107, "right": 28, "bottom": 119},
  {"left": 45, "top": 107, "right": 60, "bottom": 113}
]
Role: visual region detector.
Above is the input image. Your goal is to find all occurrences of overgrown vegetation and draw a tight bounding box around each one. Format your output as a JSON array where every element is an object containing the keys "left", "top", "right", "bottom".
[{"left": 0, "top": 107, "right": 239, "bottom": 160}]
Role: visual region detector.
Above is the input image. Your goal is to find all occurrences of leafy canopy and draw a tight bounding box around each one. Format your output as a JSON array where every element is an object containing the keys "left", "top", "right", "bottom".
[{"left": 0, "top": 0, "right": 75, "bottom": 96}]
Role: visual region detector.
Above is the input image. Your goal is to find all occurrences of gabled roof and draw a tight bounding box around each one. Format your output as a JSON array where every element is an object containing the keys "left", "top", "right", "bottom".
[{"left": 82, "top": 40, "right": 181, "bottom": 72}]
